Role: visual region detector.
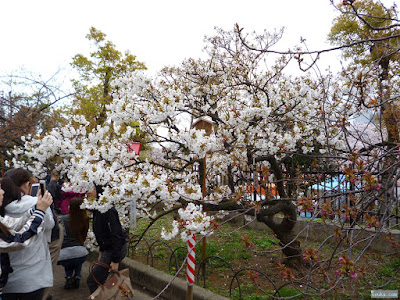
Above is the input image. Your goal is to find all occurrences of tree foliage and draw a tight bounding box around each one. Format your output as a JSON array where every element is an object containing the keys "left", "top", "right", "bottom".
[
  {"left": 70, "top": 27, "right": 147, "bottom": 129},
  {"left": 329, "top": 0, "right": 400, "bottom": 166},
  {"left": 328, "top": 0, "right": 400, "bottom": 65},
  {"left": 0, "top": 72, "right": 72, "bottom": 175}
]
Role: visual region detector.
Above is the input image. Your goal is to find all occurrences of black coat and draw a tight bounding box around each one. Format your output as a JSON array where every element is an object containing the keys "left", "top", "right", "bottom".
[{"left": 92, "top": 207, "right": 127, "bottom": 263}]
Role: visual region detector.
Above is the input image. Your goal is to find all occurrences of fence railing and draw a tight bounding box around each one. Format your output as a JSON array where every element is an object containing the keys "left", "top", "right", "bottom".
[{"left": 199, "top": 162, "right": 400, "bottom": 227}]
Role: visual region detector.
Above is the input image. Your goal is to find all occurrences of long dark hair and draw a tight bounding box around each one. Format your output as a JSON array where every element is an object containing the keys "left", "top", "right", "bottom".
[
  {"left": 0, "top": 168, "right": 31, "bottom": 217},
  {"left": 94, "top": 184, "right": 104, "bottom": 199},
  {"left": 0, "top": 221, "right": 9, "bottom": 235},
  {"left": 0, "top": 185, "right": 9, "bottom": 235},
  {"left": 69, "top": 197, "right": 89, "bottom": 244}
]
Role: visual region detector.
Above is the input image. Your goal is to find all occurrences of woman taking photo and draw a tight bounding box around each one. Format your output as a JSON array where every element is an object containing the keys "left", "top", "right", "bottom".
[
  {"left": 0, "top": 179, "right": 53, "bottom": 298},
  {"left": 1, "top": 168, "right": 55, "bottom": 300},
  {"left": 58, "top": 197, "right": 89, "bottom": 289}
]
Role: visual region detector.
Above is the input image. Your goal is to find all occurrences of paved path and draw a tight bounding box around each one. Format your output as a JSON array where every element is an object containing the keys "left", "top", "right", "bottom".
[
  {"left": 48, "top": 261, "right": 92, "bottom": 300},
  {"left": 48, "top": 260, "right": 155, "bottom": 300}
]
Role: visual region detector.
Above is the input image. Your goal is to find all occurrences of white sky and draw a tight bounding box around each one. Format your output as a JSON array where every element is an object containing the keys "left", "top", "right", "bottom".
[{"left": 0, "top": 0, "right": 348, "bottom": 80}]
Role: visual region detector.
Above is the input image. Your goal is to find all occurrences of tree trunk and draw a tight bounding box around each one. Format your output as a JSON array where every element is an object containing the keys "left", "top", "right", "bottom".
[{"left": 257, "top": 200, "right": 303, "bottom": 267}]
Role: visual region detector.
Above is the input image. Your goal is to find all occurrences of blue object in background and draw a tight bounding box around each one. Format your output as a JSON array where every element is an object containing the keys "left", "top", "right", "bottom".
[
  {"left": 300, "top": 212, "right": 312, "bottom": 218},
  {"left": 310, "top": 174, "right": 350, "bottom": 192}
]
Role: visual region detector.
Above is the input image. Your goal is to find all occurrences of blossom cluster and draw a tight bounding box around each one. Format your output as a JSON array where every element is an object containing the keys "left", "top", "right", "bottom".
[
  {"left": 336, "top": 255, "right": 357, "bottom": 279},
  {"left": 161, "top": 203, "right": 215, "bottom": 241}
]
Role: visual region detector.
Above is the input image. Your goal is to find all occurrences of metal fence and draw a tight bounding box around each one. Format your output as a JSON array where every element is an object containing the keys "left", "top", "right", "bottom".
[{"left": 200, "top": 160, "right": 400, "bottom": 228}]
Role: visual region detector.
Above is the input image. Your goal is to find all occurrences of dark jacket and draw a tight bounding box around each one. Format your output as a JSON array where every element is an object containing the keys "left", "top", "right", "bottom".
[
  {"left": 48, "top": 206, "right": 61, "bottom": 242},
  {"left": 47, "top": 181, "right": 62, "bottom": 209},
  {"left": 92, "top": 207, "right": 127, "bottom": 263},
  {"left": 47, "top": 181, "right": 62, "bottom": 242}
]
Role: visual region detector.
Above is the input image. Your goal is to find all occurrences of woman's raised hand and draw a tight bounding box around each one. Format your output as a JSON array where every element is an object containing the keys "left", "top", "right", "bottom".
[{"left": 36, "top": 191, "right": 53, "bottom": 211}]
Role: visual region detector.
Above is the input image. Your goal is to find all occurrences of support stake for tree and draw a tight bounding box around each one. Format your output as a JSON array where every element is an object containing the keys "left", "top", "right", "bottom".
[
  {"left": 186, "top": 234, "right": 196, "bottom": 300},
  {"left": 192, "top": 117, "right": 213, "bottom": 295},
  {"left": 202, "top": 156, "right": 207, "bottom": 277}
]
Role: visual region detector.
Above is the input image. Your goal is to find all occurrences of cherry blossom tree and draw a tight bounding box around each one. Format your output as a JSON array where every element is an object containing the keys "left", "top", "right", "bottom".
[
  {"left": 11, "top": 1, "right": 400, "bottom": 298},
  {"left": 13, "top": 25, "right": 352, "bottom": 263}
]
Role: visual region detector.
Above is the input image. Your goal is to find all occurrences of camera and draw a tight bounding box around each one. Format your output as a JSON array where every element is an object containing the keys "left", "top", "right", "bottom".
[
  {"left": 39, "top": 180, "right": 46, "bottom": 197},
  {"left": 30, "top": 183, "right": 39, "bottom": 196}
]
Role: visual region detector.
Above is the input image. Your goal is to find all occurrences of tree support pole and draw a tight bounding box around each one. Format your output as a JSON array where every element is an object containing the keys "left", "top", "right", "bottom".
[
  {"left": 202, "top": 157, "right": 207, "bottom": 276},
  {"left": 186, "top": 234, "right": 196, "bottom": 300}
]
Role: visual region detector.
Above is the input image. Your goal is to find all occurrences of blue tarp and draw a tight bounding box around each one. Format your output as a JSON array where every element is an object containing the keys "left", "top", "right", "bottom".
[{"left": 310, "top": 174, "right": 350, "bottom": 192}]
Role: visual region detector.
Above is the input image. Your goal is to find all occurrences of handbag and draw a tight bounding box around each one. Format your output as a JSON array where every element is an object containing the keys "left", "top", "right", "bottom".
[{"left": 88, "top": 261, "right": 134, "bottom": 300}]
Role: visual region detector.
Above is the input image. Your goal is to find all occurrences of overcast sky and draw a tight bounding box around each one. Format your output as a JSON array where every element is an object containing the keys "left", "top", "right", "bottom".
[{"left": 0, "top": 1, "right": 346, "bottom": 79}]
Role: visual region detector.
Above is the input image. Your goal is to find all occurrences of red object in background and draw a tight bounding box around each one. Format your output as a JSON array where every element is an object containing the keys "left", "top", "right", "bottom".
[
  {"left": 247, "top": 185, "right": 279, "bottom": 197},
  {"left": 126, "top": 142, "right": 141, "bottom": 155},
  {"left": 187, "top": 234, "right": 196, "bottom": 285}
]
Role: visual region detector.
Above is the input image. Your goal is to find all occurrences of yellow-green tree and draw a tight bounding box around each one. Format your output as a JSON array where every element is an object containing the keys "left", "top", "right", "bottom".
[
  {"left": 329, "top": 0, "right": 399, "bottom": 63},
  {"left": 70, "top": 27, "right": 146, "bottom": 129},
  {"left": 328, "top": 0, "right": 400, "bottom": 143},
  {"left": 329, "top": 0, "right": 400, "bottom": 219}
]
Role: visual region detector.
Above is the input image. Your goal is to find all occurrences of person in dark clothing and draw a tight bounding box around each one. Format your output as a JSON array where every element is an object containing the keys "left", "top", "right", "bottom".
[
  {"left": 86, "top": 185, "right": 128, "bottom": 294},
  {"left": 46, "top": 170, "right": 62, "bottom": 212},
  {"left": 58, "top": 197, "right": 89, "bottom": 289},
  {"left": 43, "top": 169, "right": 64, "bottom": 300}
]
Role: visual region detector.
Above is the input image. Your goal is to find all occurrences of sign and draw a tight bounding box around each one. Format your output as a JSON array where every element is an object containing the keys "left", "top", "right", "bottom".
[
  {"left": 130, "top": 200, "right": 137, "bottom": 228},
  {"left": 126, "top": 142, "right": 142, "bottom": 155}
]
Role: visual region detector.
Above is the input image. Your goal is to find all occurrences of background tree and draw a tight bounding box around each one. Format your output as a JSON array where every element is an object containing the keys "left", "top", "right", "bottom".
[
  {"left": 329, "top": 0, "right": 400, "bottom": 216},
  {"left": 70, "top": 27, "right": 147, "bottom": 130},
  {"left": 0, "top": 72, "right": 72, "bottom": 175},
  {"left": 328, "top": 0, "right": 400, "bottom": 143}
]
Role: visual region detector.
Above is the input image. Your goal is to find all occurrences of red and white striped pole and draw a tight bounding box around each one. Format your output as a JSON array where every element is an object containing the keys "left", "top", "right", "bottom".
[{"left": 186, "top": 234, "right": 196, "bottom": 300}]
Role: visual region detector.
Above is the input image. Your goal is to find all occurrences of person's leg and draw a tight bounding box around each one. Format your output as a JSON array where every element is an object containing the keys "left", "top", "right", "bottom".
[
  {"left": 87, "top": 243, "right": 128, "bottom": 294},
  {"left": 119, "top": 242, "right": 128, "bottom": 262},
  {"left": 73, "top": 255, "right": 88, "bottom": 279},
  {"left": 69, "top": 255, "right": 88, "bottom": 289},
  {"left": 42, "top": 223, "right": 64, "bottom": 300},
  {"left": 3, "top": 289, "right": 45, "bottom": 300},
  {"left": 86, "top": 251, "right": 112, "bottom": 294},
  {"left": 1, "top": 294, "right": 18, "bottom": 300},
  {"left": 58, "top": 259, "right": 74, "bottom": 277},
  {"left": 58, "top": 259, "right": 75, "bottom": 289},
  {"left": 21, "top": 289, "right": 45, "bottom": 300},
  {"left": 65, "top": 267, "right": 74, "bottom": 278}
]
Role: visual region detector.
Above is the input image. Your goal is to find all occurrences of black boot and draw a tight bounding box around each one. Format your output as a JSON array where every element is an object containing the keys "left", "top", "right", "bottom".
[
  {"left": 64, "top": 277, "right": 74, "bottom": 289},
  {"left": 73, "top": 277, "right": 80, "bottom": 289}
]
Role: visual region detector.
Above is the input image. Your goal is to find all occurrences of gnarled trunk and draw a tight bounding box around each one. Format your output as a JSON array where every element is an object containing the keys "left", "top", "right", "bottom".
[{"left": 257, "top": 200, "right": 303, "bottom": 268}]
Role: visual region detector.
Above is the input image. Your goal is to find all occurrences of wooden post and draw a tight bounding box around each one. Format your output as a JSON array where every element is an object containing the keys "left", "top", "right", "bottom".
[
  {"left": 0, "top": 153, "right": 4, "bottom": 178},
  {"left": 192, "top": 117, "right": 213, "bottom": 296},
  {"left": 202, "top": 156, "right": 207, "bottom": 277},
  {"left": 186, "top": 286, "right": 193, "bottom": 300},
  {"left": 253, "top": 157, "right": 258, "bottom": 201},
  {"left": 192, "top": 117, "right": 213, "bottom": 268}
]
